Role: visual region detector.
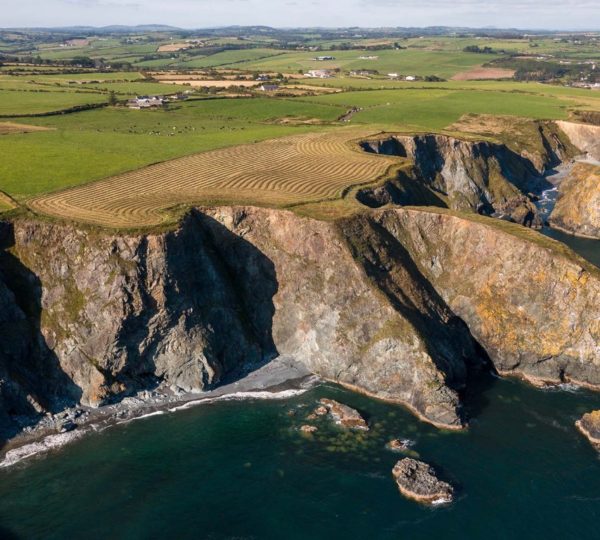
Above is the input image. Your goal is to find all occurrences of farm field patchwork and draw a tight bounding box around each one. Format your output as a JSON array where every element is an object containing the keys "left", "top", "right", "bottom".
[
  {"left": 0, "top": 97, "right": 346, "bottom": 199},
  {"left": 28, "top": 128, "right": 398, "bottom": 227}
]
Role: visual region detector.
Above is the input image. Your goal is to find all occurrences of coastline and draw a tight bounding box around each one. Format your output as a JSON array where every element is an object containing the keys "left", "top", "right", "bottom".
[{"left": 0, "top": 356, "right": 318, "bottom": 469}]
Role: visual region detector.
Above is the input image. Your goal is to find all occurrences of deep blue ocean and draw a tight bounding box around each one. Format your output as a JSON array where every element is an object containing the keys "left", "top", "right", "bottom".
[{"left": 1, "top": 376, "right": 599, "bottom": 540}]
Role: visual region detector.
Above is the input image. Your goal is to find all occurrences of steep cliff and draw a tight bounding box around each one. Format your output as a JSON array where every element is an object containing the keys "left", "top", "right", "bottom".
[
  {"left": 373, "top": 208, "right": 600, "bottom": 386},
  {"left": 358, "top": 127, "right": 575, "bottom": 227},
  {"left": 0, "top": 209, "right": 481, "bottom": 435},
  {"left": 0, "top": 205, "right": 598, "bottom": 441},
  {"left": 550, "top": 163, "right": 600, "bottom": 239},
  {"left": 556, "top": 121, "right": 600, "bottom": 161}
]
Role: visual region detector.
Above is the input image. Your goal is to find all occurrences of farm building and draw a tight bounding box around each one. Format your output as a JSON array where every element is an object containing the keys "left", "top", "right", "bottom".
[
  {"left": 307, "top": 69, "right": 334, "bottom": 79},
  {"left": 314, "top": 55, "right": 335, "bottom": 61},
  {"left": 128, "top": 96, "right": 166, "bottom": 109},
  {"left": 259, "top": 84, "right": 280, "bottom": 92}
]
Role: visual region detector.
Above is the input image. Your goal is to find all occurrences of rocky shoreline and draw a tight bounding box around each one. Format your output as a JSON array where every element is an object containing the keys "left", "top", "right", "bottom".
[
  {"left": 0, "top": 357, "right": 317, "bottom": 468},
  {"left": 576, "top": 410, "right": 600, "bottom": 449}
]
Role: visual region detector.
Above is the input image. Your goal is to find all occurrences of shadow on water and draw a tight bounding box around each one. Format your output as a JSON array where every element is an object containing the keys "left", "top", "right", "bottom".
[
  {"left": 0, "top": 525, "right": 21, "bottom": 540},
  {"left": 541, "top": 226, "right": 600, "bottom": 268},
  {"left": 0, "top": 223, "right": 82, "bottom": 451}
]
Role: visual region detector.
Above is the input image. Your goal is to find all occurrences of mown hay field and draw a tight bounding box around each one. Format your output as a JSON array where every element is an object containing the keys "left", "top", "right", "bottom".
[{"left": 28, "top": 129, "right": 397, "bottom": 228}]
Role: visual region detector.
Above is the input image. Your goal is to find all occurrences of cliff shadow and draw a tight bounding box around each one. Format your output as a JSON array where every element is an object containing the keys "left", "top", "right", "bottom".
[
  {"left": 339, "top": 216, "right": 497, "bottom": 422},
  {"left": 113, "top": 210, "right": 279, "bottom": 395},
  {"left": 0, "top": 223, "right": 83, "bottom": 449},
  {"left": 193, "top": 210, "right": 280, "bottom": 384}
]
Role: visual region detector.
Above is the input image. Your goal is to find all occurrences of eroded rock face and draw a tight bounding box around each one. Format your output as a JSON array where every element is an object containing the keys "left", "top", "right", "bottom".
[
  {"left": 319, "top": 398, "right": 369, "bottom": 430},
  {"left": 0, "top": 207, "right": 479, "bottom": 435},
  {"left": 576, "top": 411, "right": 600, "bottom": 448},
  {"left": 0, "top": 204, "right": 598, "bottom": 440},
  {"left": 550, "top": 163, "right": 600, "bottom": 239},
  {"left": 373, "top": 207, "right": 600, "bottom": 387},
  {"left": 392, "top": 458, "right": 454, "bottom": 504},
  {"left": 358, "top": 133, "right": 569, "bottom": 227},
  {"left": 556, "top": 121, "right": 600, "bottom": 161},
  {"left": 1, "top": 212, "right": 267, "bottom": 413},
  {"left": 203, "top": 206, "right": 478, "bottom": 429}
]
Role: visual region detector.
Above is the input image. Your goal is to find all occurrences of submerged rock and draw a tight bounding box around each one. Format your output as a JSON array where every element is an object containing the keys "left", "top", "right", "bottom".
[
  {"left": 319, "top": 399, "right": 369, "bottom": 431},
  {"left": 576, "top": 410, "right": 600, "bottom": 449},
  {"left": 392, "top": 458, "right": 454, "bottom": 505},
  {"left": 386, "top": 438, "right": 413, "bottom": 452},
  {"left": 299, "top": 424, "right": 318, "bottom": 434}
]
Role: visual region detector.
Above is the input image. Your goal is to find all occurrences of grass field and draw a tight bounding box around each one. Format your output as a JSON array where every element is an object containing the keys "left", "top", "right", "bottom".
[
  {"left": 0, "top": 89, "right": 108, "bottom": 116},
  {"left": 0, "top": 97, "right": 346, "bottom": 199},
  {"left": 28, "top": 129, "right": 398, "bottom": 227},
  {"left": 300, "top": 87, "right": 575, "bottom": 130},
  {"left": 237, "top": 49, "right": 501, "bottom": 78},
  {"left": 1, "top": 30, "right": 600, "bottom": 228}
]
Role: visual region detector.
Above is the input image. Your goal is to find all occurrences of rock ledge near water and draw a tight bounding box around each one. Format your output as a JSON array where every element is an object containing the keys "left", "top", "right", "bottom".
[
  {"left": 319, "top": 399, "right": 369, "bottom": 431},
  {"left": 576, "top": 410, "right": 600, "bottom": 448}
]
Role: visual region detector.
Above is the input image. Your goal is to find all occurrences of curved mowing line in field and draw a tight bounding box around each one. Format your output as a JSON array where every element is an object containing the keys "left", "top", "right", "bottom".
[{"left": 29, "top": 129, "right": 397, "bottom": 228}]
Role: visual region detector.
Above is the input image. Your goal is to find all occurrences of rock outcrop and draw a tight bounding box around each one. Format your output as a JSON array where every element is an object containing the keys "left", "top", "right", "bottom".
[
  {"left": 358, "top": 131, "right": 573, "bottom": 227},
  {"left": 556, "top": 121, "right": 600, "bottom": 161},
  {"left": 319, "top": 399, "right": 369, "bottom": 430},
  {"left": 371, "top": 207, "right": 600, "bottom": 387},
  {"left": 576, "top": 410, "right": 600, "bottom": 449},
  {"left": 550, "top": 163, "right": 600, "bottom": 239},
  {"left": 392, "top": 458, "right": 454, "bottom": 504}
]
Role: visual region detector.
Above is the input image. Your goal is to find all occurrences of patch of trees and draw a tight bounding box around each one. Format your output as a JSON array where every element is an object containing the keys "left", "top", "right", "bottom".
[
  {"left": 463, "top": 45, "right": 500, "bottom": 54},
  {"left": 491, "top": 57, "right": 599, "bottom": 83}
]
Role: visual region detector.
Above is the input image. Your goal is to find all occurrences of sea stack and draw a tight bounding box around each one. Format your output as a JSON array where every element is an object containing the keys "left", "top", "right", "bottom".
[{"left": 392, "top": 458, "right": 454, "bottom": 505}]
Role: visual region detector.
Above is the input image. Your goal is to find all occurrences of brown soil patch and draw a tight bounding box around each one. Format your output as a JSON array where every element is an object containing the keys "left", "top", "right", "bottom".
[
  {"left": 0, "top": 122, "right": 53, "bottom": 135},
  {"left": 157, "top": 43, "right": 191, "bottom": 53},
  {"left": 451, "top": 67, "right": 515, "bottom": 81}
]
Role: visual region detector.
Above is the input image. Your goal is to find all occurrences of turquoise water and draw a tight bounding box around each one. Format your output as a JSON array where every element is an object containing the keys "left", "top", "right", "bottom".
[{"left": 1, "top": 376, "right": 599, "bottom": 540}]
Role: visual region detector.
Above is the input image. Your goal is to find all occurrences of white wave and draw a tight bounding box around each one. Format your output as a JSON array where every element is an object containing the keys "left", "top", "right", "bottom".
[
  {"left": 125, "top": 410, "right": 166, "bottom": 423},
  {"left": 0, "top": 430, "right": 86, "bottom": 468},
  {"left": 1, "top": 387, "right": 311, "bottom": 468},
  {"left": 169, "top": 388, "right": 309, "bottom": 412}
]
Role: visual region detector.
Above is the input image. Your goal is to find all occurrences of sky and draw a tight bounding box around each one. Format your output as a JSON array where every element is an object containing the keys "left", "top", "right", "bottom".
[{"left": 2, "top": 0, "right": 600, "bottom": 30}]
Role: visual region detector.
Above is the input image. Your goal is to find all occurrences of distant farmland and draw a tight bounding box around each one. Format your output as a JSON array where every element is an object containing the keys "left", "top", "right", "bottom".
[{"left": 29, "top": 129, "right": 398, "bottom": 228}]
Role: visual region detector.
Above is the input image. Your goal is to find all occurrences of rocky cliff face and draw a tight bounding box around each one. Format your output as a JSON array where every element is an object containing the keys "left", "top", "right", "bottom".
[
  {"left": 358, "top": 129, "right": 574, "bottom": 227},
  {"left": 550, "top": 163, "right": 600, "bottom": 239},
  {"left": 556, "top": 121, "right": 600, "bottom": 161},
  {"left": 373, "top": 208, "right": 600, "bottom": 387},
  {"left": 0, "top": 205, "right": 598, "bottom": 440}
]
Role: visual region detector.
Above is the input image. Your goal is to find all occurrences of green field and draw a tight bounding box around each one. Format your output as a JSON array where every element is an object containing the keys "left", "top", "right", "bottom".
[
  {"left": 1, "top": 28, "right": 599, "bottom": 214},
  {"left": 0, "top": 89, "right": 108, "bottom": 116},
  {"left": 0, "top": 97, "right": 345, "bottom": 198},
  {"left": 174, "top": 48, "right": 287, "bottom": 69},
  {"left": 235, "top": 49, "right": 501, "bottom": 78}
]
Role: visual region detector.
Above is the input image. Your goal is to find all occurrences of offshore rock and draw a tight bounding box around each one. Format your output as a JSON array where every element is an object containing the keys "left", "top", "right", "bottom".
[
  {"left": 319, "top": 398, "right": 369, "bottom": 430},
  {"left": 392, "top": 458, "right": 454, "bottom": 505}
]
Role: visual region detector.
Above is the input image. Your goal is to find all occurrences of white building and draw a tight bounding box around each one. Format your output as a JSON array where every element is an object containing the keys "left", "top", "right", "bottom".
[{"left": 307, "top": 69, "right": 334, "bottom": 79}]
